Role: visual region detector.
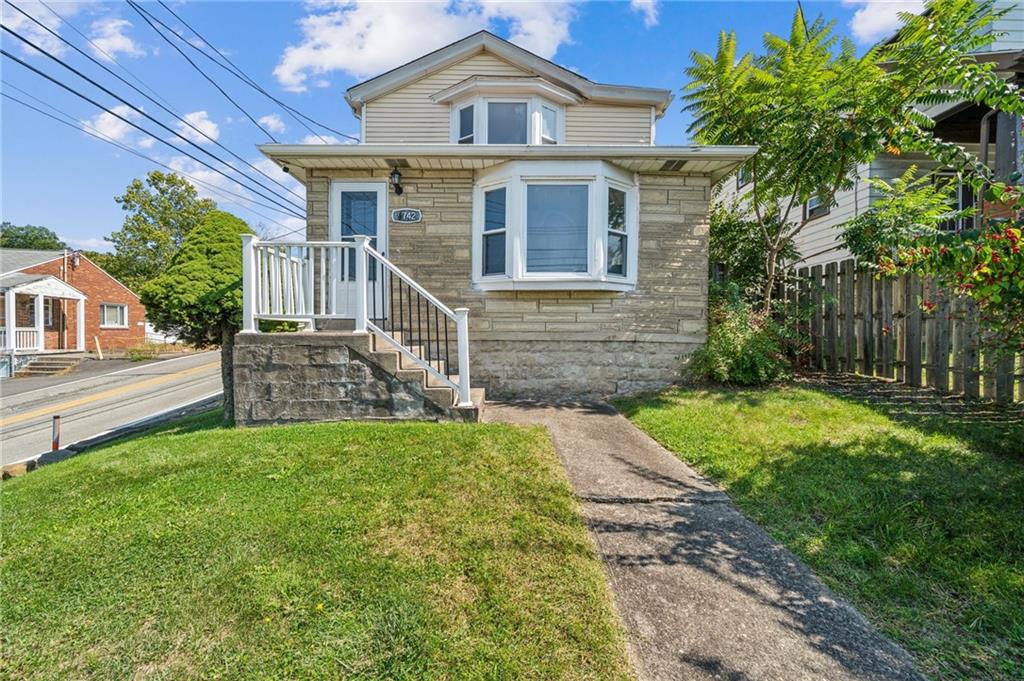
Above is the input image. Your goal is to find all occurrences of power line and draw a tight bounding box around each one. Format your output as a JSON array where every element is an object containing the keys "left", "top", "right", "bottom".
[
  {"left": 149, "top": 0, "right": 359, "bottom": 143},
  {"left": 4, "top": 0, "right": 305, "bottom": 202},
  {"left": 0, "top": 32, "right": 305, "bottom": 217},
  {"left": 125, "top": 0, "right": 281, "bottom": 144},
  {"left": 3, "top": 89, "right": 302, "bottom": 234}
]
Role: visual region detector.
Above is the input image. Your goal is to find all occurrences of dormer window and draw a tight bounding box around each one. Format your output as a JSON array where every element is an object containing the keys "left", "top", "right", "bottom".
[{"left": 434, "top": 76, "right": 578, "bottom": 145}]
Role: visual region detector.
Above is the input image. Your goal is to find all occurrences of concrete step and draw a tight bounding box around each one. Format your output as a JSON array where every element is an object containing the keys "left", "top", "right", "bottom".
[{"left": 14, "top": 355, "right": 82, "bottom": 378}]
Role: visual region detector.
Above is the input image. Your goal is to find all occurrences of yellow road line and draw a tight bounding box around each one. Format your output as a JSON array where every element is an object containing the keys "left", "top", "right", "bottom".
[{"left": 0, "top": 362, "right": 219, "bottom": 428}]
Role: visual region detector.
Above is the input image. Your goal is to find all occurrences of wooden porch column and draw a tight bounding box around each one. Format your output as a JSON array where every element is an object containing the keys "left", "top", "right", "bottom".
[
  {"left": 76, "top": 298, "right": 85, "bottom": 352},
  {"left": 34, "top": 293, "right": 45, "bottom": 352},
  {"left": 4, "top": 291, "right": 16, "bottom": 352}
]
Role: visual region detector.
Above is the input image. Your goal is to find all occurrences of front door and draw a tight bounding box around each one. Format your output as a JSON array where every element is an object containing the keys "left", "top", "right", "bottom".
[{"left": 329, "top": 182, "right": 388, "bottom": 319}]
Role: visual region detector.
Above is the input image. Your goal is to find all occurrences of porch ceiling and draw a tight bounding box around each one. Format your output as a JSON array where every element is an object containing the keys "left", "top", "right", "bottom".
[
  {"left": 0, "top": 273, "right": 86, "bottom": 300},
  {"left": 259, "top": 144, "right": 758, "bottom": 185}
]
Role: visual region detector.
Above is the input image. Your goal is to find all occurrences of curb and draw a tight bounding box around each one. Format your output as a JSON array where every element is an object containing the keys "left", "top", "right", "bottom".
[{"left": 1, "top": 393, "right": 223, "bottom": 480}]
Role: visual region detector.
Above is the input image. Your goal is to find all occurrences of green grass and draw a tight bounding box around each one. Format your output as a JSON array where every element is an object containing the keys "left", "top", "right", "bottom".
[
  {"left": 615, "top": 385, "right": 1023, "bottom": 681},
  {"left": 1, "top": 412, "right": 631, "bottom": 680}
]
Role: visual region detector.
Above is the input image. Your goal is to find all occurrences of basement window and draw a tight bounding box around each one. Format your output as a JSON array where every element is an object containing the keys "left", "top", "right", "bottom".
[{"left": 473, "top": 160, "right": 638, "bottom": 291}]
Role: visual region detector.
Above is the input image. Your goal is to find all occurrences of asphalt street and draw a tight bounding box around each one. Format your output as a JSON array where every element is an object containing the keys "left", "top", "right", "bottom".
[{"left": 0, "top": 351, "right": 222, "bottom": 465}]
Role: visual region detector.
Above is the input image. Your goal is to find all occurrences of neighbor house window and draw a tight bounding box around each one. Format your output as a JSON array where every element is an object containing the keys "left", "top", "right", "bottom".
[
  {"left": 457, "top": 104, "right": 474, "bottom": 144},
  {"left": 736, "top": 164, "right": 752, "bottom": 190},
  {"left": 606, "top": 186, "right": 628, "bottom": 277},
  {"left": 483, "top": 187, "right": 507, "bottom": 276},
  {"left": 100, "top": 303, "right": 127, "bottom": 328},
  {"left": 472, "top": 160, "right": 638, "bottom": 291},
  {"left": 935, "top": 171, "right": 976, "bottom": 231},
  {"left": 805, "top": 193, "right": 829, "bottom": 220}
]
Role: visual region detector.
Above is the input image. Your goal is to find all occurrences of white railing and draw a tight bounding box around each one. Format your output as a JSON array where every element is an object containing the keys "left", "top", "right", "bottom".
[
  {"left": 241, "top": 235, "right": 472, "bottom": 407},
  {"left": 0, "top": 327, "right": 40, "bottom": 351}
]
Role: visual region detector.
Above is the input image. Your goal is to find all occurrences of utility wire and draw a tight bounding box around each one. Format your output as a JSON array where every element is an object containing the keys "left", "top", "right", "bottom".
[
  {"left": 125, "top": 0, "right": 281, "bottom": 143},
  {"left": 3, "top": 89, "right": 302, "bottom": 233},
  {"left": 0, "top": 32, "right": 305, "bottom": 216},
  {"left": 4, "top": 0, "right": 305, "bottom": 202},
  {"left": 150, "top": 0, "right": 358, "bottom": 142}
]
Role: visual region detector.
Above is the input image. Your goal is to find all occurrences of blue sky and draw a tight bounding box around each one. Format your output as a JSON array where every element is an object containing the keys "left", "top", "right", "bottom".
[{"left": 0, "top": 0, "right": 920, "bottom": 250}]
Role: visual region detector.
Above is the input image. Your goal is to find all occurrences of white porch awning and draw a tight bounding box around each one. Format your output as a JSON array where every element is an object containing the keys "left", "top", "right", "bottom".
[{"left": 0, "top": 273, "right": 87, "bottom": 300}]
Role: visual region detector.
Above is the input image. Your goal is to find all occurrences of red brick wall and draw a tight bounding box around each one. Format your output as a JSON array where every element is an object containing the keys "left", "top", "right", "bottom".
[{"left": 17, "top": 255, "right": 146, "bottom": 351}]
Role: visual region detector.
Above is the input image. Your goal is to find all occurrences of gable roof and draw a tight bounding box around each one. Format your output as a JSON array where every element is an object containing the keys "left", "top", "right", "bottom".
[
  {"left": 345, "top": 30, "right": 673, "bottom": 118},
  {"left": 0, "top": 248, "right": 64, "bottom": 275}
]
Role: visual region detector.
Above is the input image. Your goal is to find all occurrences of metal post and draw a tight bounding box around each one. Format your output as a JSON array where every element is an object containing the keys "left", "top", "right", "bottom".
[
  {"left": 34, "top": 293, "right": 44, "bottom": 352},
  {"left": 454, "top": 307, "right": 472, "bottom": 407},
  {"left": 240, "top": 234, "right": 258, "bottom": 333},
  {"left": 353, "top": 235, "right": 370, "bottom": 334},
  {"left": 51, "top": 415, "right": 61, "bottom": 451}
]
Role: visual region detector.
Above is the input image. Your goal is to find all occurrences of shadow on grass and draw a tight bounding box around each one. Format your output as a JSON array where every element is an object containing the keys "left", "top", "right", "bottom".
[{"left": 798, "top": 373, "right": 1024, "bottom": 460}]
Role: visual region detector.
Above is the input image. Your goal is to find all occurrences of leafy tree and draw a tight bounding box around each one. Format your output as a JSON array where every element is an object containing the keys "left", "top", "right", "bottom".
[
  {"left": 710, "top": 200, "right": 797, "bottom": 297},
  {"left": 685, "top": 0, "right": 1015, "bottom": 306},
  {"left": 841, "top": 166, "right": 971, "bottom": 263},
  {"left": 141, "top": 211, "right": 251, "bottom": 423},
  {"left": 0, "top": 222, "right": 66, "bottom": 250},
  {"left": 108, "top": 171, "right": 216, "bottom": 291}
]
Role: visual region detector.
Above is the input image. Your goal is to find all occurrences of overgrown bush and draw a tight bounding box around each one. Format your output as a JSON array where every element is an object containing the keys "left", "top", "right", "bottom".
[{"left": 687, "top": 284, "right": 793, "bottom": 385}]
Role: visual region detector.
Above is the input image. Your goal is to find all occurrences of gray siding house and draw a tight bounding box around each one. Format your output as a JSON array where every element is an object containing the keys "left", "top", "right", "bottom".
[{"left": 234, "top": 31, "right": 754, "bottom": 424}]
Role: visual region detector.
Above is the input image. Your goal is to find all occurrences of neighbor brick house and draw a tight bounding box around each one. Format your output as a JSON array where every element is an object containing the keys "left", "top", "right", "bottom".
[
  {"left": 0, "top": 249, "right": 145, "bottom": 358},
  {"left": 234, "top": 31, "right": 755, "bottom": 423}
]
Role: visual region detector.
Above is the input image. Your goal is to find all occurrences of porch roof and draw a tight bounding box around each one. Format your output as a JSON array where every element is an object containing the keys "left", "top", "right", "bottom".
[
  {"left": 0, "top": 273, "right": 86, "bottom": 300},
  {"left": 259, "top": 144, "right": 758, "bottom": 186}
]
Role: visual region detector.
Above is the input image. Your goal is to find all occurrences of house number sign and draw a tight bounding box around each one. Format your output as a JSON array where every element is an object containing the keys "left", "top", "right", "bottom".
[{"left": 391, "top": 208, "right": 422, "bottom": 224}]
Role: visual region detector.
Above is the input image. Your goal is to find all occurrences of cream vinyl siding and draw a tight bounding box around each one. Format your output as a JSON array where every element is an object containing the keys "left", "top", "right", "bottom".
[
  {"left": 362, "top": 51, "right": 656, "bottom": 145},
  {"left": 564, "top": 104, "right": 652, "bottom": 145},
  {"left": 363, "top": 53, "right": 531, "bottom": 143}
]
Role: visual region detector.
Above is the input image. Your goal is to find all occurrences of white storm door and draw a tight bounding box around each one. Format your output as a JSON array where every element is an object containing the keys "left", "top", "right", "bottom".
[{"left": 328, "top": 182, "right": 388, "bottom": 319}]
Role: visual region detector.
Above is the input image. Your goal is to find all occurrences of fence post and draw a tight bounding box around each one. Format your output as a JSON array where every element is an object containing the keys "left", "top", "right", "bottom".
[
  {"left": 241, "top": 234, "right": 258, "bottom": 334},
  {"left": 840, "top": 259, "right": 856, "bottom": 373},
  {"left": 963, "top": 298, "right": 981, "bottom": 399},
  {"left": 858, "top": 266, "right": 874, "bottom": 376},
  {"left": 454, "top": 307, "right": 472, "bottom": 407},
  {"left": 824, "top": 262, "right": 839, "bottom": 372},
  {"left": 810, "top": 265, "right": 823, "bottom": 370},
  {"left": 904, "top": 273, "right": 922, "bottom": 387},
  {"left": 353, "top": 236, "right": 370, "bottom": 334}
]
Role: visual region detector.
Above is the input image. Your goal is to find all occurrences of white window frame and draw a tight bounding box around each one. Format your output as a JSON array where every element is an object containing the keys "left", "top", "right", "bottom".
[
  {"left": 472, "top": 160, "right": 639, "bottom": 291},
  {"left": 450, "top": 96, "right": 565, "bottom": 145},
  {"left": 99, "top": 303, "right": 128, "bottom": 329},
  {"left": 934, "top": 170, "right": 975, "bottom": 231}
]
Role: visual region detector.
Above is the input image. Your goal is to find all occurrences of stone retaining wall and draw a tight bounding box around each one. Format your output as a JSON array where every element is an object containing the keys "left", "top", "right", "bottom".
[{"left": 233, "top": 333, "right": 448, "bottom": 425}]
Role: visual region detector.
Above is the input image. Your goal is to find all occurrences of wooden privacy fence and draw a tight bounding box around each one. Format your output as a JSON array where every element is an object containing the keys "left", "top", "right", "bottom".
[{"left": 791, "top": 258, "right": 1022, "bottom": 403}]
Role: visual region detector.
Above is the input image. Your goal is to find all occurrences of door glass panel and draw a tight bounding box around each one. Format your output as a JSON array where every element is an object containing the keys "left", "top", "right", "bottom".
[
  {"left": 487, "top": 102, "right": 527, "bottom": 144},
  {"left": 340, "top": 190, "right": 378, "bottom": 280},
  {"left": 526, "top": 184, "right": 588, "bottom": 273}
]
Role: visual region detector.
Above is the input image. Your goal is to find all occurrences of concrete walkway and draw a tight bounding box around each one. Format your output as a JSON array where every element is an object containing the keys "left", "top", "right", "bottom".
[{"left": 484, "top": 401, "right": 924, "bottom": 681}]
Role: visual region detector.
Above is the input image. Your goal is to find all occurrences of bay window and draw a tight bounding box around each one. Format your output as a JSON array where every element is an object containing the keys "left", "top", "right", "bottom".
[
  {"left": 450, "top": 96, "right": 564, "bottom": 145},
  {"left": 473, "top": 161, "right": 638, "bottom": 291}
]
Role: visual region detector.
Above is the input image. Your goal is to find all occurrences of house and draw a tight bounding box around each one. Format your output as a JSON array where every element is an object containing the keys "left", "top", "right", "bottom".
[
  {"left": 235, "top": 31, "right": 755, "bottom": 424},
  {"left": 783, "top": 2, "right": 1023, "bottom": 268},
  {"left": 0, "top": 249, "right": 145, "bottom": 375}
]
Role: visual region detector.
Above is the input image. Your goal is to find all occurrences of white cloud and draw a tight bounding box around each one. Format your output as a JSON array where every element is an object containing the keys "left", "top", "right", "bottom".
[
  {"left": 80, "top": 104, "right": 140, "bottom": 143},
  {"left": 137, "top": 137, "right": 156, "bottom": 149},
  {"left": 299, "top": 134, "right": 340, "bottom": 144},
  {"left": 88, "top": 17, "right": 145, "bottom": 61},
  {"left": 5, "top": 1, "right": 82, "bottom": 57},
  {"left": 843, "top": 0, "right": 924, "bottom": 44},
  {"left": 63, "top": 236, "right": 111, "bottom": 252},
  {"left": 175, "top": 110, "right": 220, "bottom": 144},
  {"left": 167, "top": 155, "right": 246, "bottom": 204},
  {"left": 274, "top": 0, "right": 579, "bottom": 92},
  {"left": 630, "top": 0, "right": 658, "bottom": 28},
  {"left": 258, "top": 114, "right": 287, "bottom": 134}
]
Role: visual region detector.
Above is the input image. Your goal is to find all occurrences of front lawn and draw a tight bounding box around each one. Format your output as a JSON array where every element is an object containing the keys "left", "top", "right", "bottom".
[
  {"left": 615, "top": 384, "right": 1023, "bottom": 681},
  {"left": 1, "top": 412, "right": 631, "bottom": 680}
]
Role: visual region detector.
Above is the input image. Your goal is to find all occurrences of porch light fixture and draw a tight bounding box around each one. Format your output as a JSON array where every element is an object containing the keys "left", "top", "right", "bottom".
[{"left": 389, "top": 168, "right": 403, "bottom": 195}]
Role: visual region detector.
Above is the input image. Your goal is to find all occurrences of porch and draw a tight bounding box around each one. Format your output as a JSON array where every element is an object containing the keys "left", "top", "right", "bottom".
[
  {"left": 237, "top": 234, "right": 480, "bottom": 423},
  {"left": 0, "top": 274, "right": 86, "bottom": 355}
]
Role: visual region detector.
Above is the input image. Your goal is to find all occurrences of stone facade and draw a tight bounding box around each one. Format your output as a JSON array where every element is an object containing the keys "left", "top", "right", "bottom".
[
  {"left": 302, "top": 166, "right": 709, "bottom": 399},
  {"left": 233, "top": 333, "right": 457, "bottom": 425}
]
